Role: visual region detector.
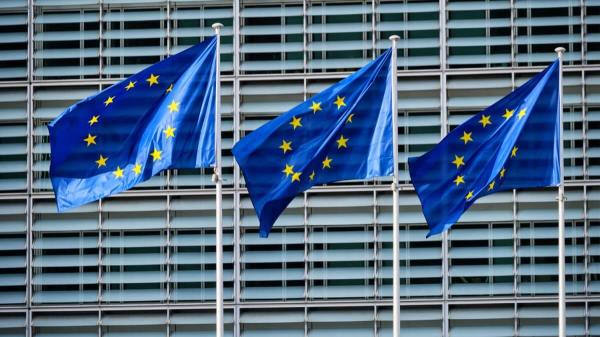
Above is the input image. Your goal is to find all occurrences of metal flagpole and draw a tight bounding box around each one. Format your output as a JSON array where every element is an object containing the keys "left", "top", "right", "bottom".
[
  {"left": 212, "top": 22, "right": 224, "bottom": 337},
  {"left": 389, "top": 35, "right": 400, "bottom": 337},
  {"left": 555, "top": 46, "right": 566, "bottom": 337}
]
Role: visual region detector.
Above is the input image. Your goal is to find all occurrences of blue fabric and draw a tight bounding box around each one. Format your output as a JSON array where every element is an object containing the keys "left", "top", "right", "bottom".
[
  {"left": 409, "top": 60, "right": 560, "bottom": 237},
  {"left": 233, "top": 50, "right": 394, "bottom": 237},
  {"left": 49, "top": 37, "right": 217, "bottom": 212}
]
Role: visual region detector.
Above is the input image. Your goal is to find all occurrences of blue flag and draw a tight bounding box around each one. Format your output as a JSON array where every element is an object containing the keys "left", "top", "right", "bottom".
[
  {"left": 49, "top": 37, "right": 217, "bottom": 211},
  {"left": 409, "top": 60, "right": 560, "bottom": 237},
  {"left": 232, "top": 50, "right": 394, "bottom": 237}
]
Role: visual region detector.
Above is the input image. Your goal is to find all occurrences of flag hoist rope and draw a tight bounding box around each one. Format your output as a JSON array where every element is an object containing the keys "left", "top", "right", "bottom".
[
  {"left": 389, "top": 35, "right": 400, "bottom": 337},
  {"left": 555, "top": 46, "right": 566, "bottom": 337},
  {"left": 212, "top": 22, "right": 224, "bottom": 337}
]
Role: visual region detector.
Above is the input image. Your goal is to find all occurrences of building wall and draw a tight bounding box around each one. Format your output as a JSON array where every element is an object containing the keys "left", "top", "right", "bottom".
[{"left": 0, "top": 0, "right": 599, "bottom": 336}]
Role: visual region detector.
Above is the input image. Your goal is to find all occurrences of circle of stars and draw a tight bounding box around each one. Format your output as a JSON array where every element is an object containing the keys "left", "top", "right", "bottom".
[
  {"left": 450, "top": 105, "right": 528, "bottom": 203},
  {"left": 85, "top": 72, "right": 180, "bottom": 182},
  {"left": 278, "top": 95, "right": 352, "bottom": 184}
]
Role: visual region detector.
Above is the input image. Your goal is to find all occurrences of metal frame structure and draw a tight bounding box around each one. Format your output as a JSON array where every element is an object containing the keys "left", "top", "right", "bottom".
[{"left": 0, "top": 0, "right": 599, "bottom": 336}]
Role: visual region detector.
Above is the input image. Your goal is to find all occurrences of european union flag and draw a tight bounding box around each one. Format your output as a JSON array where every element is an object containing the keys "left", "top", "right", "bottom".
[
  {"left": 409, "top": 60, "right": 560, "bottom": 237},
  {"left": 232, "top": 50, "right": 394, "bottom": 237},
  {"left": 49, "top": 37, "right": 217, "bottom": 211}
]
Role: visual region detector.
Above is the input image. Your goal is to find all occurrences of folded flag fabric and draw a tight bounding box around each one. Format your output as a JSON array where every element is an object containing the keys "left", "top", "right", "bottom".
[
  {"left": 409, "top": 60, "right": 560, "bottom": 237},
  {"left": 49, "top": 37, "right": 217, "bottom": 211},
  {"left": 233, "top": 50, "right": 394, "bottom": 237}
]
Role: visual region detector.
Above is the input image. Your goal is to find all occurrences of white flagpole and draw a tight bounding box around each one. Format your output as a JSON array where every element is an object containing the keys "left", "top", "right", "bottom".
[
  {"left": 212, "top": 22, "right": 224, "bottom": 337},
  {"left": 389, "top": 35, "right": 400, "bottom": 337},
  {"left": 555, "top": 46, "right": 566, "bottom": 337}
]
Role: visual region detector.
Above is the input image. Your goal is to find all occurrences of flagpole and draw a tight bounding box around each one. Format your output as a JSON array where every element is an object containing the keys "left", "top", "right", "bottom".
[
  {"left": 212, "top": 22, "right": 224, "bottom": 337},
  {"left": 555, "top": 46, "right": 566, "bottom": 337},
  {"left": 389, "top": 34, "right": 400, "bottom": 337}
]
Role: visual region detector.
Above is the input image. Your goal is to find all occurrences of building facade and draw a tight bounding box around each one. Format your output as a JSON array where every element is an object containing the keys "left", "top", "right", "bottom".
[{"left": 0, "top": 0, "right": 599, "bottom": 336}]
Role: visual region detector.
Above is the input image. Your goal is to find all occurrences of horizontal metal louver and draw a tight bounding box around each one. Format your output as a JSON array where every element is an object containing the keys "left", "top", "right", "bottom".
[
  {"left": 378, "top": 306, "right": 442, "bottom": 337},
  {"left": 34, "top": 10, "right": 100, "bottom": 79},
  {"left": 240, "top": 308, "right": 304, "bottom": 337},
  {"left": 172, "top": 3, "right": 234, "bottom": 75},
  {"left": 1, "top": 1, "right": 599, "bottom": 336},
  {"left": 449, "top": 304, "right": 513, "bottom": 337},
  {"left": 306, "top": 2, "right": 373, "bottom": 72},
  {"left": 514, "top": 0, "right": 583, "bottom": 66},
  {"left": 0, "top": 11, "right": 27, "bottom": 80},
  {"left": 0, "top": 313, "right": 26, "bottom": 337},
  {"left": 32, "top": 198, "right": 98, "bottom": 304},
  {"left": 518, "top": 303, "right": 586, "bottom": 337},
  {"left": 308, "top": 307, "right": 375, "bottom": 337},
  {"left": 240, "top": 2, "right": 303, "bottom": 74},
  {"left": 0, "top": 200, "right": 27, "bottom": 305},
  {"left": 170, "top": 310, "right": 235, "bottom": 337},
  {"left": 448, "top": 222, "right": 513, "bottom": 296},
  {"left": 376, "top": 1, "right": 440, "bottom": 69},
  {"left": 239, "top": 192, "right": 303, "bottom": 300},
  {"left": 0, "top": 87, "right": 27, "bottom": 191},
  {"left": 516, "top": 188, "right": 585, "bottom": 296},
  {"left": 446, "top": 1, "right": 511, "bottom": 68}
]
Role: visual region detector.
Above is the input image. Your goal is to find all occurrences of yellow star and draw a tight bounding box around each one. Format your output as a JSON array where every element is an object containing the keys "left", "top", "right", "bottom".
[
  {"left": 336, "top": 135, "right": 349, "bottom": 149},
  {"left": 151, "top": 148, "right": 162, "bottom": 161},
  {"left": 503, "top": 109, "right": 514, "bottom": 119},
  {"left": 83, "top": 134, "right": 96, "bottom": 146},
  {"left": 460, "top": 131, "right": 473, "bottom": 144},
  {"left": 125, "top": 81, "right": 136, "bottom": 91},
  {"left": 168, "top": 100, "right": 180, "bottom": 113},
  {"left": 282, "top": 164, "right": 294, "bottom": 177},
  {"left": 88, "top": 115, "right": 99, "bottom": 126},
  {"left": 453, "top": 175, "right": 465, "bottom": 186},
  {"left": 146, "top": 73, "right": 159, "bottom": 86},
  {"left": 310, "top": 101, "right": 322, "bottom": 114},
  {"left": 309, "top": 171, "right": 315, "bottom": 181},
  {"left": 479, "top": 114, "right": 491, "bottom": 128},
  {"left": 132, "top": 163, "right": 142, "bottom": 175},
  {"left": 334, "top": 95, "right": 346, "bottom": 110},
  {"left": 291, "top": 171, "right": 302, "bottom": 183},
  {"left": 166, "top": 84, "right": 173, "bottom": 93},
  {"left": 452, "top": 155, "right": 465, "bottom": 169},
  {"left": 290, "top": 116, "right": 302, "bottom": 130},
  {"left": 488, "top": 180, "right": 496, "bottom": 191},
  {"left": 163, "top": 125, "right": 176, "bottom": 139},
  {"left": 511, "top": 146, "right": 518, "bottom": 158},
  {"left": 346, "top": 114, "right": 354, "bottom": 123},
  {"left": 518, "top": 108, "right": 526, "bottom": 120},
  {"left": 104, "top": 96, "right": 115, "bottom": 107},
  {"left": 279, "top": 139, "right": 292, "bottom": 154},
  {"left": 95, "top": 155, "right": 108, "bottom": 168},
  {"left": 113, "top": 166, "right": 124, "bottom": 179},
  {"left": 322, "top": 156, "right": 332, "bottom": 169},
  {"left": 500, "top": 167, "right": 506, "bottom": 178},
  {"left": 465, "top": 191, "right": 474, "bottom": 201}
]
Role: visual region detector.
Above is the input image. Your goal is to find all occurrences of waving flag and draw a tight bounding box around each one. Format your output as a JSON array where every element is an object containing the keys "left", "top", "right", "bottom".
[
  {"left": 409, "top": 60, "right": 560, "bottom": 237},
  {"left": 49, "top": 37, "right": 217, "bottom": 211},
  {"left": 233, "top": 50, "right": 394, "bottom": 237}
]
